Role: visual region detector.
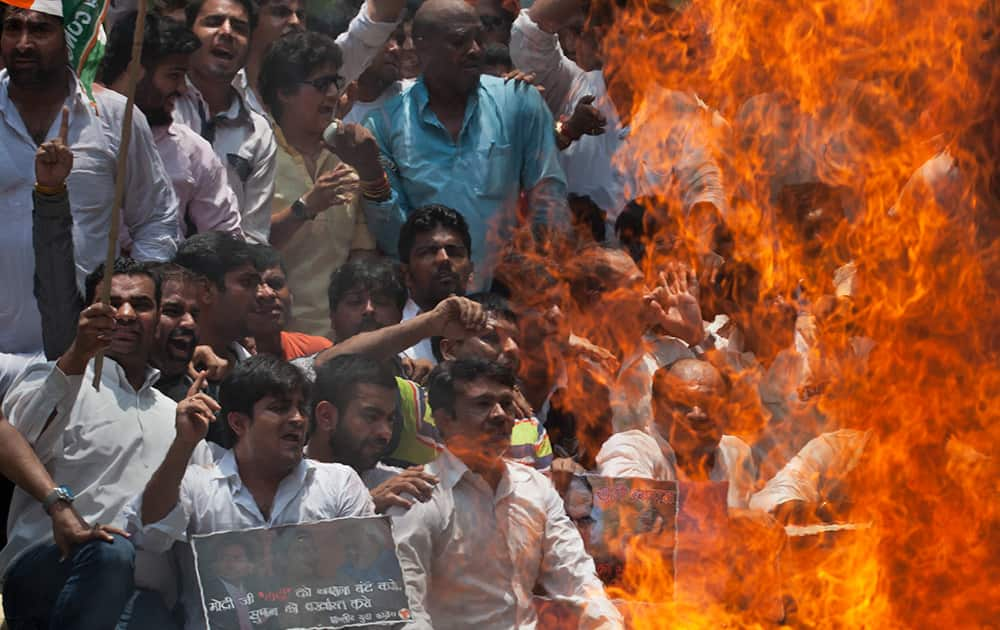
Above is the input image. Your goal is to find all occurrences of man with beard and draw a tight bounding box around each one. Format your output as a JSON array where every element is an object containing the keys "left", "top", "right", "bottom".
[
  {"left": 397, "top": 205, "right": 474, "bottom": 364},
  {"left": 307, "top": 354, "right": 441, "bottom": 514},
  {"left": 1, "top": 258, "right": 213, "bottom": 627},
  {"left": 0, "top": 2, "right": 178, "bottom": 397},
  {"left": 391, "top": 358, "right": 623, "bottom": 629},
  {"left": 246, "top": 244, "right": 333, "bottom": 360},
  {"left": 102, "top": 12, "right": 242, "bottom": 242},
  {"left": 260, "top": 32, "right": 376, "bottom": 338},
  {"left": 151, "top": 264, "right": 203, "bottom": 402},
  {"left": 326, "top": 0, "right": 569, "bottom": 289}
]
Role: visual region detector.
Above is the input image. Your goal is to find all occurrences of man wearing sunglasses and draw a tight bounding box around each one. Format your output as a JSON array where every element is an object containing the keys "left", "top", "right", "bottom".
[{"left": 259, "top": 31, "right": 377, "bottom": 338}]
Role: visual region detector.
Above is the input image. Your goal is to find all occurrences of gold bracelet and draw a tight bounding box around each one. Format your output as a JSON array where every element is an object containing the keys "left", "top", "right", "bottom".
[{"left": 34, "top": 182, "right": 67, "bottom": 196}]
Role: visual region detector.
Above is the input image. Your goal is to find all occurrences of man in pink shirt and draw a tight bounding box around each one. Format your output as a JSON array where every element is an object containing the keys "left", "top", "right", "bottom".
[{"left": 101, "top": 11, "right": 243, "bottom": 241}]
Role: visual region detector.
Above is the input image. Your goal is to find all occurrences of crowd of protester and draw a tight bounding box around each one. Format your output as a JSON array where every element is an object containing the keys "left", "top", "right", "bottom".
[{"left": 0, "top": 0, "right": 996, "bottom": 626}]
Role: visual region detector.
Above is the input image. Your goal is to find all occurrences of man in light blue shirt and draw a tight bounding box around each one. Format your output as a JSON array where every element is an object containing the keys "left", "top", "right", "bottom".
[{"left": 327, "top": 0, "right": 569, "bottom": 290}]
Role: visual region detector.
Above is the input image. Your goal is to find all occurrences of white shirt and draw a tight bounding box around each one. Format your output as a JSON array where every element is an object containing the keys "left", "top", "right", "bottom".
[
  {"left": 749, "top": 429, "right": 870, "bottom": 514},
  {"left": 390, "top": 449, "right": 623, "bottom": 630},
  {"left": 400, "top": 298, "right": 437, "bottom": 364},
  {"left": 343, "top": 79, "right": 413, "bottom": 126},
  {"left": 0, "top": 73, "right": 178, "bottom": 354},
  {"left": 361, "top": 461, "right": 403, "bottom": 490},
  {"left": 124, "top": 449, "right": 375, "bottom": 630},
  {"left": 173, "top": 79, "right": 277, "bottom": 244},
  {"left": 0, "top": 358, "right": 212, "bottom": 591},
  {"left": 596, "top": 429, "right": 757, "bottom": 509},
  {"left": 509, "top": 11, "right": 726, "bottom": 220}
]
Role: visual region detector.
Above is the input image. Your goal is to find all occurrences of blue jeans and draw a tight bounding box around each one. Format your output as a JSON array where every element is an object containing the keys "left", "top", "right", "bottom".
[{"left": 2, "top": 534, "right": 135, "bottom": 630}]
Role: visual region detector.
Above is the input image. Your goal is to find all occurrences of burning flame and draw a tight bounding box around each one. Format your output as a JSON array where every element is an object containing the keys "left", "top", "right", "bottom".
[{"left": 505, "top": 0, "right": 998, "bottom": 625}]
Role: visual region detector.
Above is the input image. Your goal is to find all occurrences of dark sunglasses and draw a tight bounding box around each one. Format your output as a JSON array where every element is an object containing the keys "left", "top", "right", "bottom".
[{"left": 300, "top": 74, "right": 343, "bottom": 92}]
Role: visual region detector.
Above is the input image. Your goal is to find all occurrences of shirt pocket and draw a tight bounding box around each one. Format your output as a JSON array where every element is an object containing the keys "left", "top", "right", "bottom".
[{"left": 473, "top": 142, "right": 514, "bottom": 200}]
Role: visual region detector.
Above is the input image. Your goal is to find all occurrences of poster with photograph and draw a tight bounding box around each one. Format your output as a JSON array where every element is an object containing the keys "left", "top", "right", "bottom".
[{"left": 191, "top": 516, "right": 411, "bottom": 629}]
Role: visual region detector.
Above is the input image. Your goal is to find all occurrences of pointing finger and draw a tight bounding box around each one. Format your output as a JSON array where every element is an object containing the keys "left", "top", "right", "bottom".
[
  {"left": 187, "top": 370, "right": 208, "bottom": 398},
  {"left": 58, "top": 105, "right": 70, "bottom": 143}
]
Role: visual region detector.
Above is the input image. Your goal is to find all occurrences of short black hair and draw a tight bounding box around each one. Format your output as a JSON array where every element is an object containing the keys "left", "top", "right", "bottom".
[
  {"left": 174, "top": 232, "right": 254, "bottom": 290},
  {"left": 398, "top": 204, "right": 473, "bottom": 264},
  {"left": 148, "top": 261, "right": 200, "bottom": 288},
  {"left": 259, "top": 31, "right": 342, "bottom": 120},
  {"left": 185, "top": 0, "right": 258, "bottom": 32},
  {"left": 310, "top": 354, "right": 397, "bottom": 435},
  {"left": 220, "top": 354, "right": 309, "bottom": 443},
  {"left": 327, "top": 258, "right": 407, "bottom": 314},
  {"left": 248, "top": 243, "right": 287, "bottom": 276},
  {"left": 84, "top": 257, "right": 162, "bottom": 306},
  {"left": 425, "top": 358, "right": 516, "bottom": 416},
  {"left": 100, "top": 12, "right": 200, "bottom": 86}
]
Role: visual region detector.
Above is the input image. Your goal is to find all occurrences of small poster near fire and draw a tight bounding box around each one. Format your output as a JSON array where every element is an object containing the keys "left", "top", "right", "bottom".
[
  {"left": 191, "top": 516, "right": 411, "bottom": 629},
  {"left": 561, "top": 475, "right": 679, "bottom": 589}
]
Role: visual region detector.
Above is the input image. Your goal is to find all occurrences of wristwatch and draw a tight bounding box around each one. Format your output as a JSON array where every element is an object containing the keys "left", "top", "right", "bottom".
[
  {"left": 42, "top": 486, "right": 75, "bottom": 514},
  {"left": 290, "top": 197, "right": 313, "bottom": 221}
]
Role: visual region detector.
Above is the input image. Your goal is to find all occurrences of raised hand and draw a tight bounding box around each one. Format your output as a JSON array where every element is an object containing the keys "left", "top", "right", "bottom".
[
  {"left": 644, "top": 262, "right": 705, "bottom": 345},
  {"left": 174, "top": 371, "right": 220, "bottom": 447},
  {"left": 430, "top": 296, "right": 490, "bottom": 340},
  {"left": 323, "top": 121, "right": 384, "bottom": 181},
  {"left": 370, "top": 466, "right": 439, "bottom": 513},
  {"left": 188, "top": 345, "right": 230, "bottom": 382},
  {"left": 35, "top": 106, "right": 73, "bottom": 190},
  {"left": 302, "top": 163, "right": 361, "bottom": 215}
]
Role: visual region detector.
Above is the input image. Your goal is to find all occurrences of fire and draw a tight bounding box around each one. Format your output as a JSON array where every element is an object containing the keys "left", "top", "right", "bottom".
[{"left": 505, "top": 0, "right": 998, "bottom": 625}]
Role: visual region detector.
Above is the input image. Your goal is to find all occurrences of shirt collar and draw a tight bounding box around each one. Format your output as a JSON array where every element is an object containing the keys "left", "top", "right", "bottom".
[
  {"left": 434, "top": 448, "right": 520, "bottom": 502},
  {"left": 213, "top": 449, "right": 317, "bottom": 494},
  {"left": 186, "top": 76, "right": 252, "bottom": 125},
  {"left": 0, "top": 69, "right": 94, "bottom": 138},
  {"left": 102, "top": 356, "right": 162, "bottom": 393},
  {"left": 412, "top": 76, "right": 483, "bottom": 139}
]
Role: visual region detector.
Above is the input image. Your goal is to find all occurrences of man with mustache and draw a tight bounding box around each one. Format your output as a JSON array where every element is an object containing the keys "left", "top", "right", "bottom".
[
  {"left": 397, "top": 204, "right": 475, "bottom": 364},
  {"left": 102, "top": 12, "right": 242, "bottom": 242},
  {"left": 327, "top": 0, "right": 569, "bottom": 291},
  {"left": 390, "top": 358, "right": 623, "bottom": 629},
  {"left": 596, "top": 359, "right": 757, "bottom": 509},
  {"left": 1, "top": 258, "right": 213, "bottom": 628},
  {"left": 0, "top": 2, "right": 178, "bottom": 398},
  {"left": 125, "top": 354, "right": 374, "bottom": 629},
  {"left": 306, "top": 354, "right": 441, "bottom": 514}
]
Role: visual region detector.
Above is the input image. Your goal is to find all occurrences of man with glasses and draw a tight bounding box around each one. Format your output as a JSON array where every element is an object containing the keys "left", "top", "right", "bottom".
[{"left": 260, "top": 31, "right": 377, "bottom": 338}]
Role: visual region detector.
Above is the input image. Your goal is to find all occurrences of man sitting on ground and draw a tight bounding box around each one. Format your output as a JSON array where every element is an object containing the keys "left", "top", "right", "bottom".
[
  {"left": 597, "top": 359, "right": 757, "bottom": 509},
  {"left": 125, "top": 354, "right": 374, "bottom": 628},
  {"left": 391, "top": 358, "right": 623, "bottom": 629},
  {"left": 306, "top": 354, "right": 440, "bottom": 514}
]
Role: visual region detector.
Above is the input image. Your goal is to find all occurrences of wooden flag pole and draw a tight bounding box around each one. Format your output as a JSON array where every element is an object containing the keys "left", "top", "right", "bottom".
[{"left": 92, "top": 0, "right": 148, "bottom": 390}]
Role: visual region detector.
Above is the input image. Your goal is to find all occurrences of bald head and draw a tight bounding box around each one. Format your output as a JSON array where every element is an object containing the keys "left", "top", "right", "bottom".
[
  {"left": 411, "top": 0, "right": 484, "bottom": 94},
  {"left": 669, "top": 358, "right": 725, "bottom": 392},
  {"left": 412, "top": 0, "right": 478, "bottom": 40}
]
